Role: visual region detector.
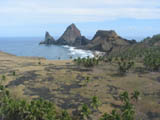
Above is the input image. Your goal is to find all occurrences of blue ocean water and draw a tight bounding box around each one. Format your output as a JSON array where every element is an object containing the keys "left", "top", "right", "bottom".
[{"left": 0, "top": 37, "right": 94, "bottom": 60}]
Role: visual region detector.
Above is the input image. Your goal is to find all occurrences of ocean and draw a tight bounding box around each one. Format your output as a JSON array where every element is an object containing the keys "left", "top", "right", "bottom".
[{"left": 0, "top": 37, "right": 94, "bottom": 60}]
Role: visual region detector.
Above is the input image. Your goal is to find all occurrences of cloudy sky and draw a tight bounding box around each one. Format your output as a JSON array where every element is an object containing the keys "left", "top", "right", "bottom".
[{"left": 0, "top": 0, "right": 160, "bottom": 40}]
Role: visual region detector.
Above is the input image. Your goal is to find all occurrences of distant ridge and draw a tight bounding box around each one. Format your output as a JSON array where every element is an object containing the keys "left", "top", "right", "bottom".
[{"left": 142, "top": 34, "right": 160, "bottom": 46}]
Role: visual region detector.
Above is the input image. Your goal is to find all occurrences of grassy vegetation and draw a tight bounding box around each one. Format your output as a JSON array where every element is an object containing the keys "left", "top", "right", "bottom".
[
  {"left": 0, "top": 83, "right": 139, "bottom": 120},
  {"left": 0, "top": 50, "right": 160, "bottom": 120},
  {"left": 116, "top": 58, "right": 134, "bottom": 76},
  {"left": 144, "top": 50, "right": 160, "bottom": 71},
  {"left": 100, "top": 91, "right": 140, "bottom": 120},
  {"left": 143, "top": 34, "right": 160, "bottom": 46},
  {"left": 74, "top": 56, "right": 100, "bottom": 67}
]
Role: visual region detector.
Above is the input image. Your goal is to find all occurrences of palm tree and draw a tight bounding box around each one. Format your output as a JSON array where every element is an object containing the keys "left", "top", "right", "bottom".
[
  {"left": 131, "top": 90, "right": 140, "bottom": 102},
  {"left": 122, "top": 101, "right": 135, "bottom": 120},
  {"left": 0, "top": 85, "right": 4, "bottom": 91},
  {"left": 100, "top": 110, "right": 121, "bottom": 120},
  {"left": 61, "top": 110, "right": 72, "bottom": 120},
  {"left": 80, "top": 104, "right": 91, "bottom": 119},
  {"left": 91, "top": 96, "right": 101, "bottom": 110},
  {"left": 120, "top": 91, "right": 129, "bottom": 102},
  {"left": 1, "top": 75, "right": 6, "bottom": 84},
  {"left": 100, "top": 113, "right": 110, "bottom": 120},
  {"left": 111, "top": 110, "right": 121, "bottom": 120},
  {"left": 85, "top": 76, "right": 90, "bottom": 85},
  {"left": 12, "top": 71, "right": 16, "bottom": 76}
]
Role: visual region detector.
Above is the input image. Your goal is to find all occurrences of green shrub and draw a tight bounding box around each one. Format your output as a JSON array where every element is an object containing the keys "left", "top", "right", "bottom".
[
  {"left": 117, "top": 58, "right": 134, "bottom": 75},
  {"left": 1, "top": 75, "right": 6, "bottom": 81},
  {"left": 100, "top": 91, "right": 140, "bottom": 120},
  {"left": 12, "top": 71, "right": 16, "bottom": 76},
  {"left": 38, "top": 61, "right": 41, "bottom": 65},
  {"left": 91, "top": 96, "right": 101, "bottom": 110},
  {"left": 74, "top": 56, "right": 99, "bottom": 67},
  {"left": 0, "top": 85, "right": 58, "bottom": 120},
  {"left": 80, "top": 104, "right": 91, "bottom": 119},
  {"left": 144, "top": 51, "right": 160, "bottom": 71},
  {"left": 0, "top": 98, "right": 57, "bottom": 120},
  {"left": 60, "top": 110, "right": 72, "bottom": 120},
  {"left": 0, "top": 81, "right": 140, "bottom": 120}
]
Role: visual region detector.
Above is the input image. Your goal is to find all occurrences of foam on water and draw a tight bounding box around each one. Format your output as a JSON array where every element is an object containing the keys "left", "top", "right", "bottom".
[{"left": 62, "top": 45, "right": 94, "bottom": 58}]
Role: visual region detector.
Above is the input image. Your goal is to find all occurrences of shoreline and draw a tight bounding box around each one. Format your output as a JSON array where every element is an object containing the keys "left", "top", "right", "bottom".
[
  {"left": 62, "top": 45, "right": 106, "bottom": 58},
  {"left": 0, "top": 44, "right": 105, "bottom": 61},
  {"left": 0, "top": 50, "right": 72, "bottom": 63},
  {"left": 0, "top": 48, "right": 105, "bottom": 61}
]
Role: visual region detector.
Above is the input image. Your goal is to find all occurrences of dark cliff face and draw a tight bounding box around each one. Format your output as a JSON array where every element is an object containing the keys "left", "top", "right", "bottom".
[
  {"left": 73, "top": 36, "right": 90, "bottom": 46},
  {"left": 86, "top": 30, "right": 131, "bottom": 52},
  {"left": 40, "top": 32, "right": 56, "bottom": 45},
  {"left": 57, "top": 24, "right": 82, "bottom": 45}
]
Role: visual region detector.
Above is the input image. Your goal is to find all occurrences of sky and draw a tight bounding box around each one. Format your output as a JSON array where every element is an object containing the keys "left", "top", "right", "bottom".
[{"left": 0, "top": 0, "right": 160, "bottom": 40}]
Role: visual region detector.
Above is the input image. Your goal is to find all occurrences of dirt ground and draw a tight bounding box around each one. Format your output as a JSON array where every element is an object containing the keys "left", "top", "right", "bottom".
[{"left": 0, "top": 51, "right": 160, "bottom": 120}]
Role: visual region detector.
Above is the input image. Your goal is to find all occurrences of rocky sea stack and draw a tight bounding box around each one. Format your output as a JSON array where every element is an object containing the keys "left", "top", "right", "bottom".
[
  {"left": 40, "top": 32, "right": 56, "bottom": 45},
  {"left": 56, "top": 24, "right": 81, "bottom": 45},
  {"left": 39, "top": 24, "right": 137, "bottom": 53},
  {"left": 40, "top": 24, "right": 90, "bottom": 46}
]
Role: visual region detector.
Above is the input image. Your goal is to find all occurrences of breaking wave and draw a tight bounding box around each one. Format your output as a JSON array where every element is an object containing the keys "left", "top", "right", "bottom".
[{"left": 62, "top": 45, "right": 94, "bottom": 58}]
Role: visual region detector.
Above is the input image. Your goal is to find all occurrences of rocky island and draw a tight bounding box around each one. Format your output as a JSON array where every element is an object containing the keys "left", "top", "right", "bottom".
[
  {"left": 40, "top": 24, "right": 90, "bottom": 47},
  {"left": 40, "top": 31, "right": 56, "bottom": 45},
  {"left": 39, "top": 24, "right": 137, "bottom": 55}
]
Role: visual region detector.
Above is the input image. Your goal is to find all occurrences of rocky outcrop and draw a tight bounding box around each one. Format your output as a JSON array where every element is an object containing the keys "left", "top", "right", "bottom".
[
  {"left": 39, "top": 25, "right": 136, "bottom": 54},
  {"left": 56, "top": 24, "right": 81, "bottom": 45},
  {"left": 39, "top": 24, "right": 90, "bottom": 46},
  {"left": 86, "top": 30, "right": 131, "bottom": 52},
  {"left": 40, "top": 32, "right": 56, "bottom": 45},
  {"left": 143, "top": 34, "right": 160, "bottom": 46}
]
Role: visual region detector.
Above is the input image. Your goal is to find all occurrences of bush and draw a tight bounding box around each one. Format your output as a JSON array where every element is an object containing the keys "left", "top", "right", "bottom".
[
  {"left": 117, "top": 57, "right": 134, "bottom": 75},
  {"left": 100, "top": 91, "right": 140, "bottom": 120},
  {"left": 74, "top": 56, "right": 99, "bottom": 67},
  {"left": 0, "top": 82, "right": 140, "bottom": 120},
  {"left": 0, "top": 85, "right": 71, "bottom": 120},
  {"left": 12, "top": 71, "right": 16, "bottom": 76},
  {"left": 0, "top": 97, "right": 57, "bottom": 120},
  {"left": 1, "top": 75, "right": 6, "bottom": 81},
  {"left": 144, "top": 51, "right": 160, "bottom": 71},
  {"left": 61, "top": 110, "right": 72, "bottom": 120},
  {"left": 80, "top": 104, "right": 91, "bottom": 119},
  {"left": 91, "top": 96, "right": 101, "bottom": 110},
  {"left": 38, "top": 61, "right": 41, "bottom": 65}
]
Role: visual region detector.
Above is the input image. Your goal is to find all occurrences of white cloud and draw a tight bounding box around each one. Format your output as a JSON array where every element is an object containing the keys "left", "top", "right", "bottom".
[{"left": 0, "top": 0, "right": 160, "bottom": 26}]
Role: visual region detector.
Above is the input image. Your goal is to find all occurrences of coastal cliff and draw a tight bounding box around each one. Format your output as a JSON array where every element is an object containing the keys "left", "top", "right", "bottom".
[
  {"left": 39, "top": 24, "right": 137, "bottom": 53},
  {"left": 85, "top": 30, "right": 132, "bottom": 52}
]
